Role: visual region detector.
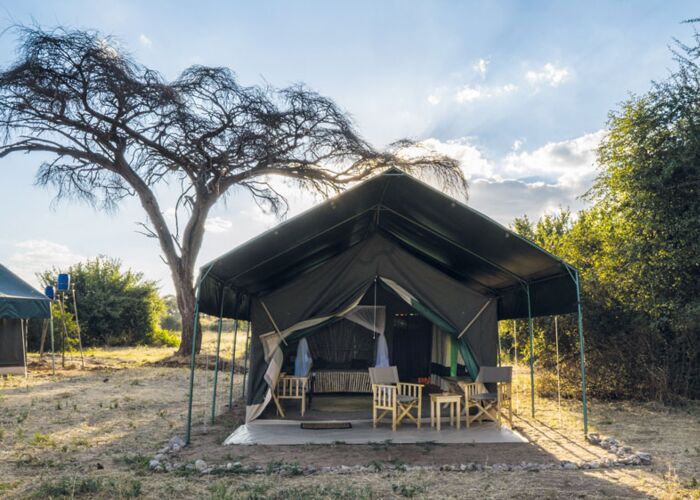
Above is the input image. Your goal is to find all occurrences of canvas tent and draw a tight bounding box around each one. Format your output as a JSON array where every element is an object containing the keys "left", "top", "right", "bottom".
[
  {"left": 190, "top": 169, "right": 588, "bottom": 439},
  {"left": 0, "top": 263, "right": 51, "bottom": 375}
]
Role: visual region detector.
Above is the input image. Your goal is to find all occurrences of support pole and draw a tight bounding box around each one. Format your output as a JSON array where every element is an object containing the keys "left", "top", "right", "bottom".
[
  {"left": 526, "top": 284, "right": 535, "bottom": 418},
  {"left": 227, "top": 298, "right": 241, "bottom": 408},
  {"left": 513, "top": 319, "right": 518, "bottom": 412},
  {"left": 574, "top": 270, "right": 589, "bottom": 435},
  {"left": 241, "top": 320, "right": 251, "bottom": 400},
  {"left": 210, "top": 289, "right": 226, "bottom": 424},
  {"left": 71, "top": 286, "right": 85, "bottom": 369},
  {"left": 58, "top": 294, "right": 68, "bottom": 368},
  {"left": 497, "top": 323, "right": 502, "bottom": 366},
  {"left": 20, "top": 319, "right": 28, "bottom": 383},
  {"left": 555, "top": 316, "right": 562, "bottom": 426},
  {"left": 49, "top": 310, "right": 55, "bottom": 376},
  {"left": 185, "top": 265, "right": 213, "bottom": 446}
]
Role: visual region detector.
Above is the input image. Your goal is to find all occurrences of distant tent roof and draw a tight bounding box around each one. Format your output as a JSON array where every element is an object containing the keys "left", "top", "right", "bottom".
[
  {"left": 199, "top": 168, "right": 578, "bottom": 320},
  {"left": 0, "top": 264, "right": 51, "bottom": 319}
]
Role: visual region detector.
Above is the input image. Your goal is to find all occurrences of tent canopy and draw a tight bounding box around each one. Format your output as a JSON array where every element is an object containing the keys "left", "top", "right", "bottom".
[
  {"left": 0, "top": 264, "right": 51, "bottom": 319},
  {"left": 198, "top": 168, "right": 578, "bottom": 321}
]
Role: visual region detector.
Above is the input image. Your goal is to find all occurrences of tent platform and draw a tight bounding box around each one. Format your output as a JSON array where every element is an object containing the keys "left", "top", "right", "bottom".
[{"left": 224, "top": 419, "right": 527, "bottom": 446}]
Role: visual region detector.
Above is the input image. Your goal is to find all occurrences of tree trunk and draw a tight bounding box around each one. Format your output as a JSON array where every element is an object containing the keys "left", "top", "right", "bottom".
[{"left": 173, "top": 268, "right": 201, "bottom": 357}]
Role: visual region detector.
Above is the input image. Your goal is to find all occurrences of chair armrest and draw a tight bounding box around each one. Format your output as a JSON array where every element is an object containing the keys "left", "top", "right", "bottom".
[{"left": 397, "top": 382, "right": 424, "bottom": 398}]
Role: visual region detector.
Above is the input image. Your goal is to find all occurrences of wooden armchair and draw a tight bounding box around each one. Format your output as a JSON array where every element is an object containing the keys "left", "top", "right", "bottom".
[
  {"left": 273, "top": 371, "right": 311, "bottom": 417},
  {"left": 369, "top": 366, "right": 423, "bottom": 431},
  {"left": 460, "top": 366, "right": 512, "bottom": 428}
]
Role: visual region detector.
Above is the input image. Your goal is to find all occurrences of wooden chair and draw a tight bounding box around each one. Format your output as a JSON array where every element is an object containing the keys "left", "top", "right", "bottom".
[
  {"left": 273, "top": 371, "right": 311, "bottom": 417},
  {"left": 460, "top": 366, "right": 512, "bottom": 428},
  {"left": 369, "top": 366, "right": 423, "bottom": 431}
]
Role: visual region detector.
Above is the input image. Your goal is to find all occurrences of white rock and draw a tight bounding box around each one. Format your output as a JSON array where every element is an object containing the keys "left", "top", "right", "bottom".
[
  {"left": 561, "top": 460, "right": 578, "bottom": 470},
  {"left": 636, "top": 452, "right": 652, "bottom": 465},
  {"left": 149, "top": 459, "right": 161, "bottom": 470},
  {"left": 194, "top": 459, "right": 207, "bottom": 472}
]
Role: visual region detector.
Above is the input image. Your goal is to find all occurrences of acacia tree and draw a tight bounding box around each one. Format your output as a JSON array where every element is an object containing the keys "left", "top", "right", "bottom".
[{"left": 0, "top": 27, "right": 466, "bottom": 355}]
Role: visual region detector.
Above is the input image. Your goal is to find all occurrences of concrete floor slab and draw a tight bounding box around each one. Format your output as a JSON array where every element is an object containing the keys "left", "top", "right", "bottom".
[{"left": 224, "top": 419, "right": 528, "bottom": 445}]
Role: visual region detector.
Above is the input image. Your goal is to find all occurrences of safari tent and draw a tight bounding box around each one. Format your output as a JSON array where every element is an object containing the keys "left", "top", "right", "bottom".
[
  {"left": 0, "top": 263, "right": 51, "bottom": 375},
  {"left": 188, "top": 169, "right": 588, "bottom": 441}
]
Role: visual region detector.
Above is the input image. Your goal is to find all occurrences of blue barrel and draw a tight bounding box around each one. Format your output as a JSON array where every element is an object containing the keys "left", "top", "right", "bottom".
[
  {"left": 57, "top": 273, "right": 71, "bottom": 292},
  {"left": 44, "top": 286, "right": 55, "bottom": 300}
]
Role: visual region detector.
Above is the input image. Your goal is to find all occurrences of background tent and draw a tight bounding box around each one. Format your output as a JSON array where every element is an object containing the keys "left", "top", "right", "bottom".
[
  {"left": 0, "top": 264, "right": 51, "bottom": 375},
  {"left": 194, "top": 169, "right": 582, "bottom": 425}
]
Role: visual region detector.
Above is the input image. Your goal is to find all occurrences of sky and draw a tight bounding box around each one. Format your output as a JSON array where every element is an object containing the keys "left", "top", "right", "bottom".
[{"left": 0, "top": 0, "right": 695, "bottom": 293}]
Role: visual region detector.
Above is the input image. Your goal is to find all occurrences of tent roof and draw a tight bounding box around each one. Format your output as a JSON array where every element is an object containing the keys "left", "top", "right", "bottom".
[
  {"left": 199, "top": 169, "right": 578, "bottom": 320},
  {"left": 0, "top": 263, "right": 51, "bottom": 319}
]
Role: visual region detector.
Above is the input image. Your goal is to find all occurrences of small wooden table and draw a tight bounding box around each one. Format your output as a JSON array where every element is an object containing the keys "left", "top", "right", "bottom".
[{"left": 429, "top": 393, "right": 461, "bottom": 431}]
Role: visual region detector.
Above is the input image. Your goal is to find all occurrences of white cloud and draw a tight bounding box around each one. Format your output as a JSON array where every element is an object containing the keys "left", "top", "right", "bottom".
[
  {"left": 455, "top": 83, "right": 517, "bottom": 103},
  {"left": 501, "top": 130, "right": 605, "bottom": 189},
  {"left": 7, "top": 240, "right": 86, "bottom": 288},
  {"left": 473, "top": 58, "right": 490, "bottom": 78},
  {"left": 204, "top": 216, "right": 233, "bottom": 234},
  {"left": 525, "top": 63, "right": 570, "bottom": 87},
  {"left": 417, "top": 130, "right": 605, "bottom": 224},
  {"left": 427, "top": 94, "right": 441, "bottom": 105},
  {"left": 139, "top": 34, "right": 153, "bottom": 48}
]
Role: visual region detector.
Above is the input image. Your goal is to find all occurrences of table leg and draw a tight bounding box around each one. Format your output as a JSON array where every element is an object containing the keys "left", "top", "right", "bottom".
[
  {"left": 457, "top": 400, "right": 461, "bottom": 430},
  {"left": 430, "top": 400, "right": 434, "bottom": 428},
  {"left": 436, "top": 402, "right": 441, "bottom": 432}
]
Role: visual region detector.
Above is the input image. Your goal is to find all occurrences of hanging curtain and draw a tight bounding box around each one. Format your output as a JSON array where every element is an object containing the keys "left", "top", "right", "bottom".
[
  {"left": 344, "top": 305, "right": 390, "bottom": 367},
  {"left": 294, "top": 337, "right": 312, "bottom": 376},
  {"left": 344, "top": 305, "right": 385, "bottom": 335},
  {"left": 375, "top": 333, "right": 390, "bottom": 367}
]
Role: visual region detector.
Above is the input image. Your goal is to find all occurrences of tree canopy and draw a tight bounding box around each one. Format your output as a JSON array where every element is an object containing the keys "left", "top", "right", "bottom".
[
  {"left": 0, "top": 26, "right": 466, "bottom": 355},
  {"left": 509, "top": 26, "right": 700, "bottom": 401}
]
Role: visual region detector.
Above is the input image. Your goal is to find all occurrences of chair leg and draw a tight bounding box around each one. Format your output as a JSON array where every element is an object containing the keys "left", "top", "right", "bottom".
[
  {"left": 392, "top": 408, "right": 397, "bottom": 431},
  {"left": 373, "top": 405, "right": 377, "bottom": 428},
  {"left": 301, "top": 392, "right": 306, "bottom": 417}
]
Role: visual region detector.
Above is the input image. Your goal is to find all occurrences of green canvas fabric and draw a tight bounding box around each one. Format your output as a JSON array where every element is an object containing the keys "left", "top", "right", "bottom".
[
  {"left": 0, "top": 264, "right": 51, "bottom": 319},
  {"left": 198, "top": 169, "right": 578, "bottom": 322},
  {"left": 244, "top": 234, "right": 497, "bottom": 413}
]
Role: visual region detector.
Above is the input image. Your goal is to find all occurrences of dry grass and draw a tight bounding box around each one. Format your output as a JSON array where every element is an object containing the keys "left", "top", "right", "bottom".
[{"left": 0, "top": 351, "right": 698, "bottom": 499}]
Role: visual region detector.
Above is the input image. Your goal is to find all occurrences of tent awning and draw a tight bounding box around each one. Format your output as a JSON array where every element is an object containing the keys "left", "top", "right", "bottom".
[
  {"left": 0, "top": 264, "right": 51, "bottom": 319},
  {"left": 198, "top": 169, "right": 578, "bottom": 320}
]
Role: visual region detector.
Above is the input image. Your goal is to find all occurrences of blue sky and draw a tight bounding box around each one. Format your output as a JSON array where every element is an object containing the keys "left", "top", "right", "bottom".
[{"left": 0, "top": 1, "right": 695, "bottom": 293}]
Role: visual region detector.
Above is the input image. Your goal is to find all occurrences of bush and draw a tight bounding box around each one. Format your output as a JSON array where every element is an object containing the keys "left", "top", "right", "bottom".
[
  {"left": 33, "top": 257, "right": 168, "bottom": 348},
  {"left": 147, "top": 328, "right": 180, "bottom": 348}
]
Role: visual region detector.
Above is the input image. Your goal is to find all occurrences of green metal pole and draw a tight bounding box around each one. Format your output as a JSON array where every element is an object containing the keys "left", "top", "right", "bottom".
[
  {"left": 227, "top": 297, "right": 241, "bottom": 408},
  {"left": 49, "top": 310, "right": 55, "bottom": 376},
  {"left": 185, "top": 265, "right": 213, "bottom": 446},
  {"left": 574, "top": 270, "right": 589, "bottom": 435},
  {"left": 210, "top": 289, "right": 226, "bottom": 424},
  {"left": 241, "top": 320, "right": 251, "bottom": 400},
  {"left": 526, "top": 284, "right": 535, "bottom": 418}
]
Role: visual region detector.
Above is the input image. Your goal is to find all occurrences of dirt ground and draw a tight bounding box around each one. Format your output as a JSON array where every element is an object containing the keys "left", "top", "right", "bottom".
[{"left": 1, "top": 341, "right": 698, "bottom": 499}]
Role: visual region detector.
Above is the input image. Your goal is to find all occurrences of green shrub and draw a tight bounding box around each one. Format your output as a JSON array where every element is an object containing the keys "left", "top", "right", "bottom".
[{"left": 147, "top": 328, "right": 180, "bottom": 347}]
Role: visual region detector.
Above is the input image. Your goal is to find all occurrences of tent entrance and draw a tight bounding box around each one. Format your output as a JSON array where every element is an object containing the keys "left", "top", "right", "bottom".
[{"left": 392, "top": 313, "right": 432, "bottom": 380}]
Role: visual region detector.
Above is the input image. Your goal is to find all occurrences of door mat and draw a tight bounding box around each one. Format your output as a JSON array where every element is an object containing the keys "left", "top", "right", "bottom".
[{"left": 301, "top": 422, "right": 352, "bottom": 430}]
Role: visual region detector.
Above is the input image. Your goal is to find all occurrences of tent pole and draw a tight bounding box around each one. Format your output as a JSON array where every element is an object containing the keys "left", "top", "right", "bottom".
[
  {"left": 71, "top": 286, "right": 85, "bottom": 369},
  {"left": 555, "top": 316, "right": 562, "bottom": 426},
  {"left": 21, "top": 319, "right": 28, "bottom": 384},
  {"left": 185, "top": 264, "right": 214, "bottom": 446},
  {"left": 210, "top": 288, "right": 226, "bottom": 424},
  {"left": 49, "top": 310, "right": 55, "bottom": 376},
  {"left": 526, "top": 284, "right": 535, "bottom": 418},
  {"left": 497, "top": 322, "right": 502, "bottom": 366},
  {"left": 227, "top": 297, "right": 241, "bottom": 409},
  {"left": 242, "top": 320, "right": 251, "bottom": 400},
  {"left": 513, "top": 319, "right": 518, "bottom": 413},
  {"left": 574, "top": 270, "right": 588, "bottom": 435},
  {"left": 58, "top": 294, "right": 68, "bottom": 368}
]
